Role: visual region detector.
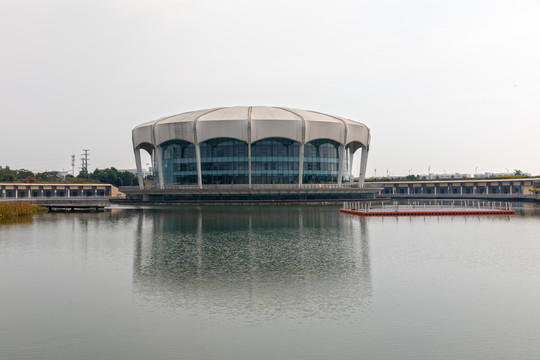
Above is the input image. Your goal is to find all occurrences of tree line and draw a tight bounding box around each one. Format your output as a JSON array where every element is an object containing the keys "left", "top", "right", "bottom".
[{"left": 0, "top": 166, "right": 139, "bottom": 187}]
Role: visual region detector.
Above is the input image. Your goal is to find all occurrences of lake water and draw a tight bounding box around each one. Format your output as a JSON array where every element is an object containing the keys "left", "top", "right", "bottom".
[{"left": 1, "top": 204, "right": 539, "bottom": 360}]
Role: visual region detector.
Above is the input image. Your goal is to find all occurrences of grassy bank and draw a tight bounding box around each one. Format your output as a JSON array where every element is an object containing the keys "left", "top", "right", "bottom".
[{"left": 0, "top": 202, "right": 47, "bottom": 220}]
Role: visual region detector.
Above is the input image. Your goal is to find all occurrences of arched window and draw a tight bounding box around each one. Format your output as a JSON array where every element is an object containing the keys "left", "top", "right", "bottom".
[
  {"left": 251, "top": 138, "right": 300, "bottom": 184},
  {"left": 200, "top": 138, "right": 249, "bottom": 184},
  {"left": 303, "top": 139, "right": 340, "bottom": 184},
  {"left": 161, "top": 140, "right": 197, "bottom": 185}
]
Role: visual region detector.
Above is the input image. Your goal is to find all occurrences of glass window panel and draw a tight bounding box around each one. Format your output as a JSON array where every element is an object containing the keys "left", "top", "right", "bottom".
[
  {"left": 200, "top": 138, "right": 249, "bottom": 184},
  {"left": 251, "top": 138, "right": 300, "bottom": 184},
  {"left": 303, "top": 139, "right": 341, "bottom": 184},
  {"left": 161, "top": 140, "right": 197, "bottom": 185}
]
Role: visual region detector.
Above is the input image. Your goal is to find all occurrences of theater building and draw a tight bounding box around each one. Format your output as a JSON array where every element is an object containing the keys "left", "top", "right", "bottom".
[{"left": 124, "top": 106, "right": 378, "bottom": 203}]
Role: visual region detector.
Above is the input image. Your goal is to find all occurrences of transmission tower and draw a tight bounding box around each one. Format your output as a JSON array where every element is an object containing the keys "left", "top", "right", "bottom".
[
  {"left": 71, "top": 154, "right": 76, "bottom": 176},
  {"left": 81, "top": 149, "right": 90, "bottom": 174}
]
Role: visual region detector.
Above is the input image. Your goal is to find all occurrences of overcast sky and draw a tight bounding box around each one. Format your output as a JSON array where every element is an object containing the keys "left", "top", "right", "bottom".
[{"left": 1, "top": 0, "right": 539, "bottom": 177}]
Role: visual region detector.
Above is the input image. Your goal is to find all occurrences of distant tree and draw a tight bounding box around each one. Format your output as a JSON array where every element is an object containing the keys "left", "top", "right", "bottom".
[
  {"left": 22, "top": 176, "right": 37, "bottom": 183},
  {"left": 118, "top": 170, "right": 138, "bottom": 187},
  {"left": 514, "top": 169, "right": 523, "bottom": 176},
  {"left": 15, "top": 169, "right": 34, "bottom": 180},
  {"left": 88, "top": 168, "right": 138, "bottom": 187},
  {"left": 36, "top": 171, "right": 63, "bottom": 182},
  {"left": 0, "top": 167, "right": 40, "bottom": 182},
  {"left": 0, "top": 166, "right": 139, "bottom": 186},
  {"left": 0, "top": 166, "right": 16, "bottom": 182},
  {"left": 77, "top": 169, "right": 90, "bottom": 179},
  {"left": 91, "top": 167, "right": 118, "bottom": 185}
]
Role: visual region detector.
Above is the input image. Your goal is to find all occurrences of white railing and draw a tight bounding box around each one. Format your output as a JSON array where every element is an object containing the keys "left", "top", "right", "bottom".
[
  {"left": 388, "top": 192, "right": 536, "bottom": 200},
  {"left": 343, "top": 199, "right": 514, "bottom": 212},
  {"left": 0, "top": 196, "right": 111, "bottom": 202},
  {"left": 121, "top": 183, "right": 383, "bottom": 191}
]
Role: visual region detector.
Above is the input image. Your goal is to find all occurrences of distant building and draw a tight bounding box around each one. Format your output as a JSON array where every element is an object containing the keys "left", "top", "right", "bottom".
[
  {"left": 473, "top": 172, "right": 531, "bottom": 178},
  {"left": 432, "top": 173, "right": 471, "bottom": 179}
]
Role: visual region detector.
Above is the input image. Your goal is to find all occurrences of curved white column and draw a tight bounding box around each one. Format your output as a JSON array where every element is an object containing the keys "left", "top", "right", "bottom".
[
  {"left": 155, "top": 146, "right": 164, "bottom": 189},
  {"left": 134, "top": 149, "right": 144, "bottom": 189},
  {"left": 195, "top": 143, "right": 202, "bottom": 188},
  {"left": 338, "top": 144, "right": 344, "bottom": 186},
  {"left": 349, "top": 148, "right": 354, "bottom": 181},
  {"left": 248, "top": 107, "right": 252, "bottom": 188},
  {"left": 298, "top": 143, "right": 304, "bottom": 186},
  {"left": 151, "top": 149, "right": 155, "bottom": 180},
  {"left": 358, "top": 146, "right": 369, "bottom": 187},
  {"left": 248, "top": 143, "right": 252, "bottom": 188}
]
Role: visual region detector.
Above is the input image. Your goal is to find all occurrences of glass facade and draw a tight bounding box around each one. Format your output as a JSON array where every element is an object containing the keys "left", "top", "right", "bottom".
[
  {"left": 156, "top": 137, "right": 351, "bottom": 186},
  {"left": 200, "top": 138, "right": 249, "bottom": 184},
  {"left": 161, "top": 140, "right": 197, "bottom": 185},
  {"left": 303, "top": 139, "right": 341, "bottom": 184},
  {"left": 128, "top": 191, "right": 375, "bottom": 202},
  {"left": 251, "top": 138, "right": 300, "bottom": 184}
]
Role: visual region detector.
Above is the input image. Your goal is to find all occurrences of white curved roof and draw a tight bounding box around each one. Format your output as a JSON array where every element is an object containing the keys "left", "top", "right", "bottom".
[{"left": 133, "top": 106, "right": 370, "bottom": 152}]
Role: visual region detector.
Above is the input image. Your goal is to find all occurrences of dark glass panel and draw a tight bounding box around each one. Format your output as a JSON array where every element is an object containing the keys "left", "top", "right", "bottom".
[
  {"left": 303, "top": 139, "right": 340, "bottom": 184},
  {"left": 251, "top": 138, "right": 300, "bottom": 184},
  {"left": 161, "top": 140, "right": 198, "bottom": 185},
  {"left": 200, "top": 138, "right": 249, "bottom": 184}
]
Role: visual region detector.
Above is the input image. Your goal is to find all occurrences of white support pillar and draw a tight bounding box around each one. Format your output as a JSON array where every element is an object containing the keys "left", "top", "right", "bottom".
[
  {"left": 248, "top": 143, "right": 252, "bottom": 189},
  {"left": 298, "top": 143, "right": 304, "bottom": 186},
  {"left": 337, "top": 144, "right": 344, "bottom": 186},
  {"left": 358, "top": 146, "right": 369, "bottom": 187},
  {"left": 196, "top": 143, "right": 202, "bottom": 189},
  {"left": 155, "top": 146, "right": 164, "bottom": 190},
  {"left": 247, "top": 107, "right": 252, "bottom": 189},
  {"left": 150, "top": 149, "right": 155, "bottom": 173},
  {"left": 349, "top": 150, "right": 354, "bottom": 181},
  {"left": 134, "top": 149, "right": 144, "bottom": 190}
]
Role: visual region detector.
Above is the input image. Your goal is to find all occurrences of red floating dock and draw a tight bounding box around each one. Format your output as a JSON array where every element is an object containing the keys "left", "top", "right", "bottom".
[{"left": 340, "top": 208, "right": 515, "bottom": 217}]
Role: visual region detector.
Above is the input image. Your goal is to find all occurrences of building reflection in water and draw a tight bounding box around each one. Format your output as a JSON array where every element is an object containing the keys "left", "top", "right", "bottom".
[{"left": 133, "top": 206, "right": 372, "bottom": 320}]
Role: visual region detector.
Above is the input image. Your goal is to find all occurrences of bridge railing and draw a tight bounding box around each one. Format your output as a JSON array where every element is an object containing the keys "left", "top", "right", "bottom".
[
  {"left": 121, "top": 183, "right": 383, "bottom": 191},
  {"left": 387, "top": 193, "right": 537, "bottom": 200},
  {"left": 0, "top": 196, "right": 111, "bottom": 203}
]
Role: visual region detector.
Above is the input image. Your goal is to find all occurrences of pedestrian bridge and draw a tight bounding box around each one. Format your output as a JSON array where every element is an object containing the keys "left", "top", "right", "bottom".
[
  {"left": 0, "top": 197, "right": 110, "bottom": 211},
  {"left": 374, "top": 178, "right": 540, "bottom": 202}
]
